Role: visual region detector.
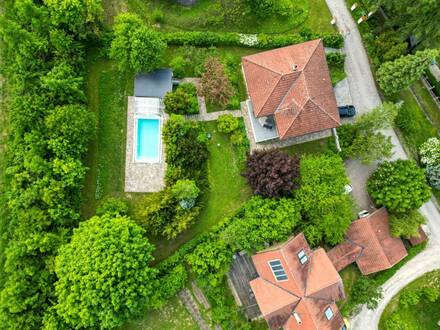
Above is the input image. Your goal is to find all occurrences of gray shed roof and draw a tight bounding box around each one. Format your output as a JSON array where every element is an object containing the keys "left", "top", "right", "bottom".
[{"left": 134, "top": 69, "right": 173, "bottom": 98}]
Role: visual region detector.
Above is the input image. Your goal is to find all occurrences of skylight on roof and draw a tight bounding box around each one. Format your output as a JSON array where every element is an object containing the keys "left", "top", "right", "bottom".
[
  {"left": 268, "top": 260, "right": 288, "bottom": 281},
  {"left": 324, "top": 307, "right": 334, "bottom": 320},
  {"left": 297, "top": 249, "right": 308, "bottom": 264}
]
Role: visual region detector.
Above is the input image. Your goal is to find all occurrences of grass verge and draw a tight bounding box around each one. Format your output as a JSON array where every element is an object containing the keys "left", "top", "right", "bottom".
[{"left": 379, "top": 270, "right": 440, "bottom": 330}]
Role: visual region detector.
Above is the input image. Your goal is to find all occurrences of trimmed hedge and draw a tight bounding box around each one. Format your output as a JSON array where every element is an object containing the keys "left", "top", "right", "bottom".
[{"left": 162, "top": 31, "right": 344, "bottom": 49}]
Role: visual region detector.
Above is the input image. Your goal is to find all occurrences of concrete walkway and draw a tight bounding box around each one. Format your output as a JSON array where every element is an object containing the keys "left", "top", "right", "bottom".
[{"left": 325, "top": 0, "right": 440, "bottom": 328}]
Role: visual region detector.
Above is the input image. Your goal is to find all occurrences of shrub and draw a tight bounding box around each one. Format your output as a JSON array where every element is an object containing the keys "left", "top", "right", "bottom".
[
  {"left": 164, "top": 83, "right": 199, "bottom": 115},
  {"left": 96, "top": 197, "right": 129, "bottom": 217},
  {"left": 135, "top": 189, "right": 201, "bottom": 239},
  {"left": 198, "top": 57, "right": 234, "bottom": 107},
  {"left": 152, "top": 8, "right": 164, "bottom": 23},
  {"left": 185, "top": 239, "right": 232, "bottom": 287},
  {"left": 53, "top": 215, "right": 157, "bottom": 329},
  {"left": 217, "top": 114, "right": 239, "bottom": 133},
  {"left": 399, "top": 290, "right": 421, "bottom": 308},
  {"left": 426, "top": 163, "right": 440, "bottom": 189},
  {"left": 221, "top": 196, "right": 301, "bottom": 251},
  {"left": 389, "top": 210, "right": 426, "bottom": 238},
  {"left": 169, "top": 55, "right": 186, "bottom": 78},
  {"left": 297, "top": 154, "right": 353, "bottom": 246},
  {"left": 367, "top": 160, "right": 431, "bottom": 214},
  {"left": 163, "top": 115, "right": 208, "bottom": 184},
  {"left": 171, "top": 179, "right": 200, "bottom": 209},
  {"left": 419, "top": 137, "right": 440, "bottom": 166},
  {"left": 326, "top": 52, "right": 345, "bottom": 67},
  {"left": 243, "top": 150, "right": 300, "bottom": 198},
  {"left": 161, "top": 31, "right": 344, "bottom": 49},
  {"left": 350, "top": 276, "right": 383, "bottom": 310},
  {"left": 384, "top": 312, "right": 409, "bottom": 330}
]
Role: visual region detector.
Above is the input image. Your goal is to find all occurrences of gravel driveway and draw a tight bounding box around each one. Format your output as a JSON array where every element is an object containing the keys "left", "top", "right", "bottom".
[{"left": 325, "top": 0, "right": 440, "bottom": 328}]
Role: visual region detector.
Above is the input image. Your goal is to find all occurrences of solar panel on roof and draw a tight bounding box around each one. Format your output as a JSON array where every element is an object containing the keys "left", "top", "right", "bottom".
[{"left": 269, "top": 259, "right": 288, "bottom": 281}]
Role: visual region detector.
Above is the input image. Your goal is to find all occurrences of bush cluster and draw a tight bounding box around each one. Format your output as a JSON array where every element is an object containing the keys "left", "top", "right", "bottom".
[
  {"left": 216, "top": 114, "right": 250, "bottom": 160},
  {"left": 367, "top": 160, "right": 431, "bottom": 214},
  {"left": 296, "top": 154, "right": 353, "bottom": 246},
  {"left": 0, "top": 0, "right": 100, "bottom": 327},
  {"left": 164, "top": 83, "right": 199, "bottom": 115},
  {"left": 162, "top": 30, "right": 344, "bottom": 49},
  {"left": 419, "top": 138, "right": 440, "bottom": 190},
  {"left": 133, "top": 115, "right": 208, "bottom": 239}
]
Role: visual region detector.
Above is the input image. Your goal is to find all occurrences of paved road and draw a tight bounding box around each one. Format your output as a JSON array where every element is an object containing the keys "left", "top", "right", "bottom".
[{"left": 325, "top": 0, "right": 440, "bottom": 328}]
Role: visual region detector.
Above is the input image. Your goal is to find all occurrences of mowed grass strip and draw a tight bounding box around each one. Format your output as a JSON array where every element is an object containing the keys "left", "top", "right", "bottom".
[
  {"left": 379, "top": 270, "right": 440, "bottom": 330},
  {"left": 82, "top": 50, "right": 133, "bottom": 218}
]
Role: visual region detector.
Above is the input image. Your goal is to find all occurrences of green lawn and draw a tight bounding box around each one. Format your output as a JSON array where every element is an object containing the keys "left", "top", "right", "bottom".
[
  {"left": 82, "top": 49, "right": 134, "bottom": 218},
  {"left": 123, "top": 0, "right": 333, "bottom": 34},
  {"left": 394, "top": 88, "right": 438, "bottom": 159},
  {"left": 379, "top": 270, "right": 440, "bottom": 330},
  {"left": 121, "top": 296, "right": 198, "bottom": 330},
  {"left": 282, "top": 137, "right": 331, "bottom": 155},
  {"left": 411, "top": 81, "right": 440, "bottom": 131},
  {"left": 104, "top": 0, "right": 334, "bottom": 33}
]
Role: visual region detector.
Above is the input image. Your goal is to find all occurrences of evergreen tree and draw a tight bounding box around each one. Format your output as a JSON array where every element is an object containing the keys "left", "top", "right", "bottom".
[{"left": 377, "top": 49, "right": 439, "bottom": 95}]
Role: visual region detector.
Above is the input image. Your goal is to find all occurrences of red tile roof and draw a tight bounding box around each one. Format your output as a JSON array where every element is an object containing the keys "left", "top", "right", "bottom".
[
  {"left": 327, "top": 241, "right": 362, "bottom": 272},
  {"left": 242, "top": 40, "right": 340, "bottom": 140},
  {"left": 249, "top": 234, "right": 345, "bottom": 330},
  {"left": 409, "top": 227, "right": 427, "bottom": 246},
  {"left": 344, "top": 208, "right": 408, "bottom": 275}
]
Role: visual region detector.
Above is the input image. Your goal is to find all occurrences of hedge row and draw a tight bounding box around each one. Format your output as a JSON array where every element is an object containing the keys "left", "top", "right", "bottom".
[{"left": 162, "top": 30, "right": 344, "bottom": 49}]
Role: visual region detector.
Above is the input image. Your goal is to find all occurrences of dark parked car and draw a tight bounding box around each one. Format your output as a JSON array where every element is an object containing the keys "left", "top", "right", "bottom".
[{"left": 338, "top": 105, "right": 356, "bottom": 117}]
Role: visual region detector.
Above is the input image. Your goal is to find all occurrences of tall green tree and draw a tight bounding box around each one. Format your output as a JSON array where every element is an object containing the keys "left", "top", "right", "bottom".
[
  {"left": 377, "top": 49, "right": 439, "bottom": 95},
  {"left": 296, "top": 154, "right": 353, "bottom": 246},
  {"left": 221, "top": 196, "right": 301, "bottom": 251},
  {"left": 44, "top": 0, "right": 103, "bottom": 37},
  {"left": 109, "top": 13, "right": 166, "bottom": 73},
  {"left": 52, "top": 215, "right": 157, "bottom": 329},
  {"left": 368, "top": 0, "right": 440, "bottom": 42},
  {"left": 367, "top": 160, "right": 431, "bottom": 213}
]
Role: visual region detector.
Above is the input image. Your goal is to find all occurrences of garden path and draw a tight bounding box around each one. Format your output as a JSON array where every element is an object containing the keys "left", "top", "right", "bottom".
[
  {"left": 178, "top": 289, "right": 211, "bottom": 330},
  {"left": 325, "top": 0, "right": 440, "bottom": 328}
]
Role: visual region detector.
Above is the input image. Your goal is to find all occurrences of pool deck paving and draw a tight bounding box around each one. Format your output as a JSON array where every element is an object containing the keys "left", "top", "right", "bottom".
[{"left": 124, "top": 96, "right": 167, "bottom": 193}]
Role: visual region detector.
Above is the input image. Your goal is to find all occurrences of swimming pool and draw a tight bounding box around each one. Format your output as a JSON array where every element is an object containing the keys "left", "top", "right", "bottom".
[{"left": 135, "top": 116, "right": 161, "bottom": 163}]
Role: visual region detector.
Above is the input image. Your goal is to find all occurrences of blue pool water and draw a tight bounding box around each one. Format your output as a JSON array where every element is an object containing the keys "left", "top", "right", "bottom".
[{"left": 136, "top": 118, "right": 160, "bottom": 162}]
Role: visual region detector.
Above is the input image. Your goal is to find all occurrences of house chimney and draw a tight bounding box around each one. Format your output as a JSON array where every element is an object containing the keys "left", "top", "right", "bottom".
[{"left": 292, "top": 64, "right": 298, "bottom": 71}]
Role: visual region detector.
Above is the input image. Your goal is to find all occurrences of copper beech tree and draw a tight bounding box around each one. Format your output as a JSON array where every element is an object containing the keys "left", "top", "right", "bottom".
[
  {"left": 243, "top": 150, "right": 300, "bottom": 198},
  {"left": 198, "top": 56, "right": 233, "bottom": 107}
]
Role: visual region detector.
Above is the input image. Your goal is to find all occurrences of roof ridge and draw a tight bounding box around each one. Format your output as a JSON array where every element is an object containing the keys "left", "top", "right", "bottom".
[
  {"left": 243, "top": 57, "right": 284, "bottom": 76},
  {"left": 260, "top": 276, "right": 302, "bottom": 300},
  {"left": 276, "top": 72, "right": 306, "bottom": 112},
  {"left": 292, "top": 298, "right": 319, "bottom": 329},
  {"left": 361, "top": 216, "right": 392, "bottom": 268},
  {"left": 280, "top": 246, "right": 305, "bottom": 297},
  {"left": 308, "top": 98, "right": 340, "bottom": 125},
  {"left": 301, "top": 39, "right": 323, "bottom": 74},
  {"left": 369, "top": 209, "right": 397, "bottom": 266}
]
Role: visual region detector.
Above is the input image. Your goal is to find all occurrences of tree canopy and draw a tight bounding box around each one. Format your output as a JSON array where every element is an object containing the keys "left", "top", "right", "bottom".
[
  {"left": 243, "top": 150, "right": 300, "bottom": 197},
  {"left": 368, "top": 0, "right": 440, "bottom": 42},
  {"left": 52, "top": 215, "right": 157, "bottom": 329},
  {"left": 377, "top": 49, "right": 439, "bottom": 95},
  {"left": 367, "top": 160, "right": 431, "bottom": 214},
  {"left": 222, "top": 196, "right": 301, "bottom": 251},
  {"left": 296, "top": 154, "right": 353, "bottom": 246},
  {"left": 109, "top": 13, "right": 166, "bottom": 72}
]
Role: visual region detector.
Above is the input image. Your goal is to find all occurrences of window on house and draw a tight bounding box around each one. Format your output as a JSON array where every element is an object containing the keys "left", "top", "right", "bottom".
[
  {"left": 324, "top": 307, "right": 334, "bottom": 320},
  {"left": 297, "top": 249, "right": 308, "bottom": 264},
  {"left": 268, "top": 259, "right": 288, "bottom": 281}
]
